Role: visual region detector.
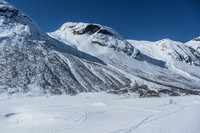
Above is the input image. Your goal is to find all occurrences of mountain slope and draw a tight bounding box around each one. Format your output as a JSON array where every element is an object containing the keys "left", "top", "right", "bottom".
[
  {"left": 50, "top": 23, "right": 200, "bottom": 97},
  {"left": 0, "top": 0, "right": 200, "bottom": 97},
  {"left": 128, "top": 39, "right": 200, "bottom": 66},
  {"left": 0, "top": 0, "right": 131, "bottom": 96},
  {"left": 128, "top": 39, "right": 200, "bottom": 80},
  {"left": 49, "top": 22, "right": 139, "bottom": 58},
  {"left": 186, "top": 36, "right": 200, "bottom": 53}
]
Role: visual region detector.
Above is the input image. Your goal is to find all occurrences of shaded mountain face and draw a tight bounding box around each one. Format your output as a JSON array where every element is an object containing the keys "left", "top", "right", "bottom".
[
  {"left": 0, "top": 1, "right": 131, "bottom": 95},
  {"left": 50, "top": 22, "right": 140, "bottom": 58}
]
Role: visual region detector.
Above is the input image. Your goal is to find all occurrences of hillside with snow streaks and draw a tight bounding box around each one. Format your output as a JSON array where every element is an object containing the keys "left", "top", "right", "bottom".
[
  {"left": 0, "top": 0, "right": 199, "bottom": 97},
  {"left": 0, "top": 1, "right": 200, "bottom": 133},
  {"left": 50, "top": 22, "right": 200, "bottom": 97},
  {"left": 0, "top": 0, "right": 131, "bottom": 96}
]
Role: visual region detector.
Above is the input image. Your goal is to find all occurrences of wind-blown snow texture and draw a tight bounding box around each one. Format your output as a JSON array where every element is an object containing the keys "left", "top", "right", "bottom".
[{"left": 0, "top": 0, "right": 200, "bottom": 97}]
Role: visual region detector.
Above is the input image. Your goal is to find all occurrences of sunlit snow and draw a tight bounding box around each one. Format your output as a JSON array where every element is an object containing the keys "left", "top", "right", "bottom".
[{"left": 0, "top": 93, "right": 200, "bottom": 133}]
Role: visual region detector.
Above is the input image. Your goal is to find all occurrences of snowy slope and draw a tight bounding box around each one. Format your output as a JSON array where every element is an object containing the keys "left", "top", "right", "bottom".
[
  {"left": 0, "top": 0, "right": 47, "bottom": 39},
  {"left": 50, "top": 22, "right": 200, "bottom": 96},
  {"left": 129, "top": 39, "right": 200, "bottom": 66},
  {"left": 0, "top": 1, "right": 200, "bottom": 133},
  {"left": 0, "top": 0, "right": 131, "bottom": 95},
  {"left": 0, "top": 93, "right": 200, "bottom": 133},
  {"left": 128, "top": 39, "right": 200, "bottom": 79},
  {"left": 49, "top": 22, "right": 139, "bottom": 58},
  {"left": 186, "top": 36, "right": 200, "bottom": 53},
  {"left": 0, "top": 0, "right": 200, "bottom": 97}
]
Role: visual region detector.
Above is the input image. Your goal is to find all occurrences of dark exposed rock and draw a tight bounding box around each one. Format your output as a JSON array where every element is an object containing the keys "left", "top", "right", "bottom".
[
  {"left": 193, "top": 37, "right": 200, "bottom": 41},
  {"left": 98, "top": 29, "right": 116, "bottom": 37},
  {"left": 72, "top": 24, "right": 101, "bottom": 35},
  {"left": 52, "top": 22, "right": 140, "bottom": 59}
]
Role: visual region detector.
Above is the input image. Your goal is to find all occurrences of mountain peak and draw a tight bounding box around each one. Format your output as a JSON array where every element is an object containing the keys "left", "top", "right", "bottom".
[
  {"left": 0, "top": 0, "right": 18, "bottom": 19},
  {"left": 58, "top": 22, "right": 123, "bottom": 39},
  {"left": 0, "top": 0, "right": 12, "bottom": 7},
  {"left": 156, "top": 38, "right": 173, "bottom": 43},
  {"left": 0, "top": 0, "right": 16, "bottom": 14},
  {"left": 0, "top": 0, "right": 47, "bottom": 39},
  {"left": 186, "top": 36, "right": 200, "bottom": 53},
  {"left": 0, "top": 2, "right": 132, "bottom": 96},
  {"left": 193, "top": 36, "right": 200, "bottom": 41},
  {"left": 51, "top": 22, "right": 140, "bottom": 58}
]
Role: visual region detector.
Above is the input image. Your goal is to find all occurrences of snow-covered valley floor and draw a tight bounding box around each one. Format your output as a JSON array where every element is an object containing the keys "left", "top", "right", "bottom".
[{"left": 0, "top": 93, "right": 200, "bottom": 133}]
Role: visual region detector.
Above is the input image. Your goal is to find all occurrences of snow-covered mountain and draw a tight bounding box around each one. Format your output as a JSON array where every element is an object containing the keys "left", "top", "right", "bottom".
[
  {"left": 0, "top": 0, "right": 200, "bottom": 97},
  {"left": 128, "top": 39, "right": 200, "bottom": 83},
  {"left": 0, "top": 0, "right": 131, "bottom": 96},
  {"left": 128, "top": 39, "right": 200, "bottom": 66},
  {"left": 50, "top": 22, "right": 200, "bottom": 97},
  {"left": 50, "top": 22, "right": 139, "bottom": 58},
  {"left": 186, "top": 36, "right": 200, "bottom": 53}
]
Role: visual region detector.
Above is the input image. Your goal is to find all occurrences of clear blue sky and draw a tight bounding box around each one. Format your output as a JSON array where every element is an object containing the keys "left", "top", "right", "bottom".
[{"left": 6, "top": 0, "right": 200, "bottom": 42}]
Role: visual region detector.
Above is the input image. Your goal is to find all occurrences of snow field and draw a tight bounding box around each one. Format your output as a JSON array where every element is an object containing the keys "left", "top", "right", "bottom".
[{"left": 0, "top": 93, "right": 200, "bottom": 133}]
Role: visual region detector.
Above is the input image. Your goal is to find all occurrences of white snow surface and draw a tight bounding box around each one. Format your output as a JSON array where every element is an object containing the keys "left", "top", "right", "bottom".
[{"left": 0, "top": 93, "right": 200, "bottom": 133}]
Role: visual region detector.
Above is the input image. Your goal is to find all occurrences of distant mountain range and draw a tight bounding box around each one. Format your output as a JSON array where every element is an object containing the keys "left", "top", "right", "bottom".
[{"left": 0, "top": 0, "right": 200, "bottom": 97}]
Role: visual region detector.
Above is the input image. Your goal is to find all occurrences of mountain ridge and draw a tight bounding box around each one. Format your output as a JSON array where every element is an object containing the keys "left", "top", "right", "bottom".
[
  {"left": 50, "top": 22, "right": 200, "bottom": 96},
  {"left": 0, "top": 0, "right": 132, "bottom": 96},
  {"left": 0, "top": 0, "right": 200, "bottom": 97}
]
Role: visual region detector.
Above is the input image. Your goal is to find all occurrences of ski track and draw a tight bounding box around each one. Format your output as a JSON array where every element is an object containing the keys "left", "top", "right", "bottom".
[
  {"left": 110, "top": 115, "right": 154, "bottom": 133},
  {"left": 111, "top": 104, "right": 185, "bottom": 133}
]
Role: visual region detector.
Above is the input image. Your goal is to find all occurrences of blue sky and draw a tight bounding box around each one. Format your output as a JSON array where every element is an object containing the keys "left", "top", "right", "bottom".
[{"left": 6, "top": 0, "right": 200, "bottom": 42}]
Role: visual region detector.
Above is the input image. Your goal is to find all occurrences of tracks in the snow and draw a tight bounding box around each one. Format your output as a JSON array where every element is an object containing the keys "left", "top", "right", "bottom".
[
  {"left": 110, "top": 115, "right": 154, "bottom": 133},
  {"left": 111, "top": 104, "right": 185, "bottom": 133}
]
